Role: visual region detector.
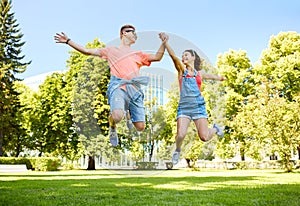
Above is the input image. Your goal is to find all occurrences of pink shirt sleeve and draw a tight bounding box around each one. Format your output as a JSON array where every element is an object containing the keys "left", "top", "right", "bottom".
[{"left": 138, "top": 52, "right": 151, "bottom": 67}]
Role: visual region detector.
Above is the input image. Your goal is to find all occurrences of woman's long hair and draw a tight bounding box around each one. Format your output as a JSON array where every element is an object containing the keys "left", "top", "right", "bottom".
[{"left": 184, "top": 49, "right": 201, "bottom": 71}]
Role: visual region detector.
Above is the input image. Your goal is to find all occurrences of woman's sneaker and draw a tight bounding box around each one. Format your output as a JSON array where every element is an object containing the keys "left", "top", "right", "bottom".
[
  {"left": 213, "top": 123, "right": 224, "bottom": 139},
  {"left": 172, "top": 151, "right": 180, "bottom": 165},
  {"left": 109, "top": 127, "right": 118, "bottom": 146}
]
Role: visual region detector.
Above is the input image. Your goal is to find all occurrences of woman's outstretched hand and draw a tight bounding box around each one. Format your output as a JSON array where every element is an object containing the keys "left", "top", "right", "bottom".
[{"left": 159, "top": 32, "right": 169, "bottom": 44}]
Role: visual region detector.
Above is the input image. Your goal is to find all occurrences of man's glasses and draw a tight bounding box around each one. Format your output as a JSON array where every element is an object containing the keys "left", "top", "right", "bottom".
[{"left": 125, "top": 29, "right": 136, "bottom": 34}]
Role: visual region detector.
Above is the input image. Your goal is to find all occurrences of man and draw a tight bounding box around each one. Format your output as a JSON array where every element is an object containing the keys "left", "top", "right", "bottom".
[{"left": 54, "top": 24, "right": 168, "bottom": 146}]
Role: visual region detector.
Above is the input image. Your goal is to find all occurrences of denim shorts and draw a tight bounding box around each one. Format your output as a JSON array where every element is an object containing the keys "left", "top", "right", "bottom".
[
  {"left": 109, "top": 88, "right": 145, "bottom": 123},
  {"left": 177, "top": 96, "right": 208, "bottom": 120}
]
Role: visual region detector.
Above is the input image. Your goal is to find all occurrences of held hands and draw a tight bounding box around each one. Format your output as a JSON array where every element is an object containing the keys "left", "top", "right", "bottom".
[
  {"left": 54, "top": 32, "right": 69, "bottom": 44},
  {"left": 159, "top": 32, "right": 169, "bottom": 43},
  {"left": 220, "top": 76, "right": 226, "bottom": 81}
]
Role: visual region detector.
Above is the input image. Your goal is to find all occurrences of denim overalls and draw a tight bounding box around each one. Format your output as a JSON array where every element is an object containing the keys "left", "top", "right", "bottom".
[{"left": 177, "top": 70, "right": 208, "bottom": 120}]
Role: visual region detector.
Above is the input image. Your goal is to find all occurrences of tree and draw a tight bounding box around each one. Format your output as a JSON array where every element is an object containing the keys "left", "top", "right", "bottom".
[
  {"left": 0, "top": 0, "right": 30, "bottom": 156},
  {"left": 254, "top": 31, "right": 300, "bottom": 101},
  {"left": 69, "top": 39, "right": 112, "bottom": 170},
  {"left": 249, "top": 32, "right": 300, "bottom": 170},
  {"left": 216, "top": 49, "right": 254, "bottom": 160},
  {"left": 216, "top": 32, "right": 300, "bottom": 167},
  {"left": 37, "top": 72, "right": 79, "bottom": 157},
  {"left": 242, "top": 82, "right": 300, "bottom": 171},
  {"left": 12, "top": 82, "right": 35, "bottom": 156}
]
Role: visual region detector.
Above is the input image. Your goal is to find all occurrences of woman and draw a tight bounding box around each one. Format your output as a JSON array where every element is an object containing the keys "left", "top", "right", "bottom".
[{"left": 163, "top": 40, "right": 225, "bottom": 165}]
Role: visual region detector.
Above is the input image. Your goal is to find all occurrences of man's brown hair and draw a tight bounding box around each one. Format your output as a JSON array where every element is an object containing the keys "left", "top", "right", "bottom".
[{"left": 120, "top": 24, "right": 135, "bottom": 39}]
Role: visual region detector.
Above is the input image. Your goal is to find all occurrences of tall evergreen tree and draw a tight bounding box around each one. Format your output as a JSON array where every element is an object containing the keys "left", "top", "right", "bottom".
[{"left": 0, "top": 0, "right": 30, "bottom": 156}]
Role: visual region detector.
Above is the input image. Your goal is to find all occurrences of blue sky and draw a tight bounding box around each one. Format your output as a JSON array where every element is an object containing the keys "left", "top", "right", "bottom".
[{"left": 12, "top": 0, "right": 300, "bottom": 78}]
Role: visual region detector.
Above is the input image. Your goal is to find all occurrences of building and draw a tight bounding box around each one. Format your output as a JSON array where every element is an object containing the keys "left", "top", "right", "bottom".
[
  {"left": 141, "top": 66, "right": 176, "bottom": 108},
  {"left": 22, "top": 70, "right": 66, "bottom": 91}
]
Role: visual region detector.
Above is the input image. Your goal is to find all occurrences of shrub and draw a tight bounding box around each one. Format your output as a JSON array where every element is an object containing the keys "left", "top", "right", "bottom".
[
  {"left": 0, "top": 157, "right": 61, "bottom": 171},
  {"left": 0, "top": 157, "right": 33, "bottom": 169}
]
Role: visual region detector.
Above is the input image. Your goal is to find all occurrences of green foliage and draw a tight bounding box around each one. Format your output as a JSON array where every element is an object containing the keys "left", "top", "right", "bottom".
[
  {"left": 216, "top": 32, "right": 300, "bottom": 170},
  {"left": 162, "top": 81, "right": 179, "bottom": 143},
  {"left": 72, "top": 56, "right": 109, "bottom": 155},
  {"left": 256, "top": 31, "right": 300, "bottom": 101},
  {"left": 17, "top": 72, "right": 79, "bottom": 158},
  {"left": 0, "top": 157, "right": 32, "bottom": 169},
  {"left": 130, "top": 141, "right": 144, "bottom": 162},
  {"left": 65, "top": 39, "right": 111, "bottom": 169},
  {"left": 0, "top": 0, "right": 29, "bottom": 75},
  {"left": 0, "top": 0, "right": 30, "bottom": 156},
  {"left": 0, "top": 157, "right": 61, "bottom": 171},
  {"left": 201, "top": 62, "right": 226, "bottom": 126},
  {"left": 216, "top": 49, "right": 255, "bottom": 160},
  {"left": 246, "top": 86, "right": 300, "bottom": 171},
  {"left": 32, "top": 157, "right": 61, "bottom": 171},
  {"left": 39, "top": 72, "right": 77, "bottom": 155},
  {"left": 157, "top": 140, "right": 173, "bottom": 160},
  {"left": 217, "top": 49, "right": 254, "bottom": 118}
]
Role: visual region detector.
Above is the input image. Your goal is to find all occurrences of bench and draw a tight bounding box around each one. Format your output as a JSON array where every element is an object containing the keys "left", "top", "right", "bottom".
[
  {"left": 136, "top": 162, "right": 159, "bottom": 170},
  {"left": 0, "top": 164, "right": 27, "bottom": 172}
]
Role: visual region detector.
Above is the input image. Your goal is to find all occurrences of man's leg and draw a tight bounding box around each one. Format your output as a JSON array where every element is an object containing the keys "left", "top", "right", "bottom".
[
  {"left": 125, "top": 110, "right": 133, "bottom": 130},
  {"left": 129, "top": 91, "right": 146, "bottom": 131},
  {"left": 108, "top": 89, "right": 126, "bottom": 146},
  {"left": 109, "top": 109, "right": 124, "bottom": 128}
]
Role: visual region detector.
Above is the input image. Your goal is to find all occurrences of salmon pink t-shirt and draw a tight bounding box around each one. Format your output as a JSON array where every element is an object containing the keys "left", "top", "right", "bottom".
[{"left": 98, "top": 46, "right": 151, "bottom": 80}]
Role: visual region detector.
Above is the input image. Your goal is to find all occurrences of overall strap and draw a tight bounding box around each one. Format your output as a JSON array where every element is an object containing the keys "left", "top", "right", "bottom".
[
  {"left": 182, "top": 70, "right": 188, "bottom": 77},
  {"left": 182, "top": 70, "right": 197, "bottom": 77}
]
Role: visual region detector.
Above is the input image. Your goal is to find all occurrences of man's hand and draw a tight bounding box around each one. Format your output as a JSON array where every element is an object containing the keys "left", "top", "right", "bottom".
[
  {"left": 159, "top": 32, "right": 169, "bottom": 43},
  {"left": 54, "top": 32, "right": 69, "bottom": 44}
]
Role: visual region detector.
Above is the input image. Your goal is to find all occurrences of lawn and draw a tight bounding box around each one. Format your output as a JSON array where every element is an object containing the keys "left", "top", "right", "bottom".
[{"left": 0, "top": 169, "right": 299, "bottom": 206}]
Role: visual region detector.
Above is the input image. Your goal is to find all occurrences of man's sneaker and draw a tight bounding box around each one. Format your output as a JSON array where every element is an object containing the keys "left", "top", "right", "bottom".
[
  {"left": 126, "top": 111, "right": 133, "bottom": 130},
  {"left": 109, "top": 127, "right": 118, "bottom": 146},
  {"left": 172, "top": 151, "right": 180, "bottom": 165},
  {"left": 213, "top": 123, "right": 224, "bottom": 139}
]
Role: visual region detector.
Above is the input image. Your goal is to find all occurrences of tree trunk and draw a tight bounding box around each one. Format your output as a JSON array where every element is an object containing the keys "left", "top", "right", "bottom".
[
  {"left": 240, "top": 147, "right": 245, "bottom": 161},
  {"left": 148, "top": 143, "right": 154, "bottom": 162},
  {"left": 186, "top": 159, "right": 191, "bottom": 168},
  {"left": 298, "top": 146, "right": 300, "bottom": 160},
  {"left": 87, "top": 156, "right": 95, "bottom": 170},
  {"left": 0, "top": 129, "right": 3, "bottom": 156},
  {"left": 15, "top": 136, "right": 21, "bottom": 157}
]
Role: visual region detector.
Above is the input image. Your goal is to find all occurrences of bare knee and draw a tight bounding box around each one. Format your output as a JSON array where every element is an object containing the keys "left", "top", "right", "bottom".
[
  {"left": 177, "top": 131, "right": 187, "bottom": 140},
  {"left": 111, "top": 110, "right": 124, "bottom": 123},
  {"left": 198, "top": 131, "right": 209, "bottom": 142},
  {"left": 133, "top": 122, "right": 145, "bottom": 131}
]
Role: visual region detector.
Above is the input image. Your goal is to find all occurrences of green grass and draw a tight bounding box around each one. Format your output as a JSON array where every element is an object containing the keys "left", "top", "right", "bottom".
[{"left": 0, "top": 169, "right": 300, "bottom": 206}]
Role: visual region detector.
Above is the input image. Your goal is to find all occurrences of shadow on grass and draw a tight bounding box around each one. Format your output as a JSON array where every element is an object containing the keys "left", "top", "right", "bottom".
[{"left": 1, "top": 172, "right": 300, "bottom": 206}]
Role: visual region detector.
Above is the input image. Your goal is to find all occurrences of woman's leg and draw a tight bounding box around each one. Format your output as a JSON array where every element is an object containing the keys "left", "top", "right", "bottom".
[
  {"left": 193, "top": 118, "right": 217, "bottom": 142},
  {"left": 175, "top": 117, "right": 191, "bottom": 151},
  {"left": 172, "top": 117, "right": 190, "bottom": 165}
]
